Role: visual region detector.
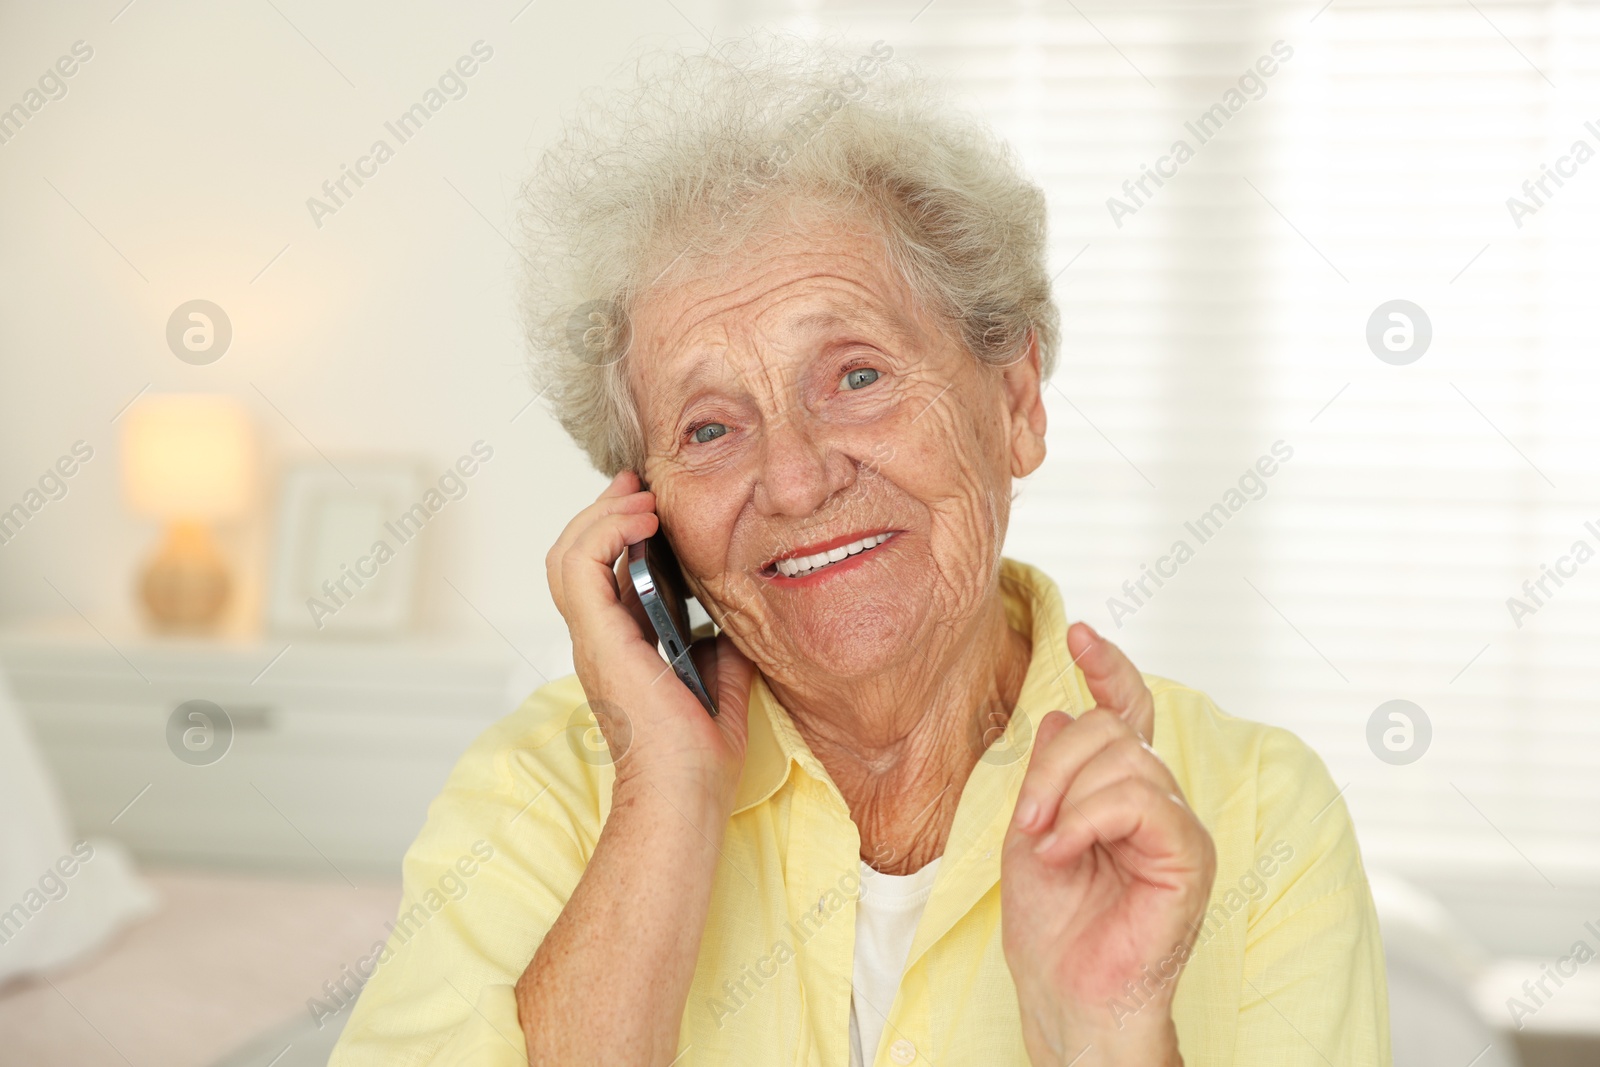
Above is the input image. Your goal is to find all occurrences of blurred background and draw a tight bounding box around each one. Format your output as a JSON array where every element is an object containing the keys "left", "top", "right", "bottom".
[{"left": 1, "top": 1, "right": 1597, "bottom": 1065}]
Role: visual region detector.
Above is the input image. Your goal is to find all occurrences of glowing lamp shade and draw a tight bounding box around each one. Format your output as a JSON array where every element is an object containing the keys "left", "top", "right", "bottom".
[
  {"left": 123, "top": 394, "right": 253, "bottom": 521},
  {"left": 121, "top": 395, "right": 255, "bottom": 629}
]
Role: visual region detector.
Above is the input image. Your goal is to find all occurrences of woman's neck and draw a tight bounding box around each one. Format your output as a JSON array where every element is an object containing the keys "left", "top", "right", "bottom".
[{"left": 765, "top": 593, "right": 1032, "bottom": 875}]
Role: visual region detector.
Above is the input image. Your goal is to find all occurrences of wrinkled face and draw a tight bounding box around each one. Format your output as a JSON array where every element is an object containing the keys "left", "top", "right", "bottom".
[{"left": 628, "top": 205, "right": 1046, "bottom": 688}]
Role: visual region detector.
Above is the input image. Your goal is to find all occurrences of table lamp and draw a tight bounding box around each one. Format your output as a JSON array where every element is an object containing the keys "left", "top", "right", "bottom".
[{"left": 121, "top": 394, "right": 255, "bottom": 629}]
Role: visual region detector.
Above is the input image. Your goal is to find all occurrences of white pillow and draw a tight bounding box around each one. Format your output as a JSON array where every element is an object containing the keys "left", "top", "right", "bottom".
[{"left": 0, "top": 668, "right": 156, "bottom": 981}]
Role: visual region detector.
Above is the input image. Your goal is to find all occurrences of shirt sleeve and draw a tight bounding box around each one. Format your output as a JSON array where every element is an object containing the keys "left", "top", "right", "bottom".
[
  {"left": 328, "top": 676, "right": 605, "bottom": 1067},
  {"left": 1231, "top": 725, "right": 1393, "bottom": 1067}
]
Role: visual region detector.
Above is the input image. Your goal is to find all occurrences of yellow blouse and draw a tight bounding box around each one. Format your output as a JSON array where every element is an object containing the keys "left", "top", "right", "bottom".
[{"left": 329, "top": 558, "right": 1392, "bottom": 1066}]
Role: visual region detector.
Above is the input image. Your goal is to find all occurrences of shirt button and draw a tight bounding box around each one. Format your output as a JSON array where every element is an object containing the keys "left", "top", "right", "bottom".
[{"left": 890, "top": 1038, "right": 916, "bottom": 1064}]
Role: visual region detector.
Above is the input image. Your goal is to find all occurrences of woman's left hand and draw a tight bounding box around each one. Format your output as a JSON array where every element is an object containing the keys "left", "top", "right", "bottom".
[{"left": 1000, "top": 622, "right": 1216, "bottom": 1067}]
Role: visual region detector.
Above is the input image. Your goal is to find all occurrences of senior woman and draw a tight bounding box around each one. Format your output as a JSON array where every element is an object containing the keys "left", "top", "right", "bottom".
[{"left": 331, "top": 34, "right": 1390, "bottom": 1067}]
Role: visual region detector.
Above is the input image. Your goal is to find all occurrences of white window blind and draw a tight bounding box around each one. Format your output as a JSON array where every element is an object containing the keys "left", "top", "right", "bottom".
[{"left": 727, "top": 0, "right": 1600, "bottom": 886}]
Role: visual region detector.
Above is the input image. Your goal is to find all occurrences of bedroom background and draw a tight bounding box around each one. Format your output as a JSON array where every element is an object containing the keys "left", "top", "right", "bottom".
[{"left": 0, "top": 1, "right": 1596, "bottom": 1065}]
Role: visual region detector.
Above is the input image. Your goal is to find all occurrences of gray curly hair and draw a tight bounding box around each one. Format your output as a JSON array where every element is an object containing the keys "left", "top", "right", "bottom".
[{"left": 516, "top": 31, "right": 1059, "bottom": 476}]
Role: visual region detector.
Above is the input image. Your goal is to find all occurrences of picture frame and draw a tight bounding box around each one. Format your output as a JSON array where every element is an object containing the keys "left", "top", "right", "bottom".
[{"left": 265, "top": 460, "right": 426, "bottom": 636}]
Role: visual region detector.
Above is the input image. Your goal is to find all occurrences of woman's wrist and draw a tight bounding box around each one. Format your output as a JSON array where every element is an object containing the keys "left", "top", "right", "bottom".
[
  {"left": 1027, "top": 1030, "right": 1182, "bottom": 1067},
  {"left": 1020, "top": 998, "right": 1183, "bottom": 1067},
  {"left": 611, "top": 761, "right": 735, "bottom": 838}
]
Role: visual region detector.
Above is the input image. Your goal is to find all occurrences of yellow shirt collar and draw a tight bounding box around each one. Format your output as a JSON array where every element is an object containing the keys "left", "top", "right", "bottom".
[{"left": 730, "top": 557, "right": 1094, "bottom": 816}]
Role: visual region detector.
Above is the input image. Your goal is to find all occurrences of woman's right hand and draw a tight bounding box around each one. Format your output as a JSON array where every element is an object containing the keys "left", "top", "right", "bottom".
[{"left": 546, "top": 469, "right": 755, "bottom": 811}]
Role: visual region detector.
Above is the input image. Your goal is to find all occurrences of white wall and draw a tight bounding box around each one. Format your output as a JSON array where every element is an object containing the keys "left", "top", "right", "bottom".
[{"left": 0, "top": 0, "right": 725, "bottom": 676}]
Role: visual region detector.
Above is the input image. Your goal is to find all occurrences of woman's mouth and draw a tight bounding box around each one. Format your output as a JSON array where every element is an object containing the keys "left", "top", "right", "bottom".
[{"left": 765, "top": 531, "right": 897, "bottom": 580}]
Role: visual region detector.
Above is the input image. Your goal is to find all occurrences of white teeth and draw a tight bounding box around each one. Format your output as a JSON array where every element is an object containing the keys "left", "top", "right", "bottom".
[{"left": 772, "top": 532, "right": 893, "bottom": 577}]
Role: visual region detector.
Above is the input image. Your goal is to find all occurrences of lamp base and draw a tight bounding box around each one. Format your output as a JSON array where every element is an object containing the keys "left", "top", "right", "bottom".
[{"left": 141, "top": 521, "right": 231, "bottom": 630}]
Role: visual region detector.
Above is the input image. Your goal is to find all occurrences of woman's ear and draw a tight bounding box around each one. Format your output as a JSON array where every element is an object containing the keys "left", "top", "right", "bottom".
[{"left": 1001, "top": 330, "right": 1048, "bottom": 478}]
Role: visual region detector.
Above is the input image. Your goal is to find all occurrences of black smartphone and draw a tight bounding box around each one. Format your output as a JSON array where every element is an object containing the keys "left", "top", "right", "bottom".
[{"left": 627, "top": 535, "right": 718, "bottom": 717}]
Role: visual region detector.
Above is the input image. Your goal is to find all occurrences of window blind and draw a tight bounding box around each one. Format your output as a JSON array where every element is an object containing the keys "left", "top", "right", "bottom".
[{"left": 725, "top": 0, "right": 1600, "bottom": 886}]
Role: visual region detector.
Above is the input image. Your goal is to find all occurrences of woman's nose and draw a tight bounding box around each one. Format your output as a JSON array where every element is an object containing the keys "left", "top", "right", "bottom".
[{"left": 751, "top": 418, "right": 846, "bottom": 517}]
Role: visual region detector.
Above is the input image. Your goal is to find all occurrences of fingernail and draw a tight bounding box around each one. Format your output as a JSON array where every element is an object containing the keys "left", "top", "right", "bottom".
[
  {"left": 1033, "top": 831, "right": 1057, "bottom": 855},
  {"left": 1017, "top": 798, "right": 1039, "bottom": 831}
]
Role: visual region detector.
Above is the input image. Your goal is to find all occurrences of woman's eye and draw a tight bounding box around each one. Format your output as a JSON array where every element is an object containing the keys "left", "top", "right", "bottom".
[
  {"left": 841, "top": 367, "right": 880, "bottom": 391},
  {"left": 691, "top": 422, "right": 728, "bottom": 444}
]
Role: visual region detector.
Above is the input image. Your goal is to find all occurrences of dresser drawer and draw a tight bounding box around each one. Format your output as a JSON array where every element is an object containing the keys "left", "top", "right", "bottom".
[{"left": 0, "top": 631, "right": 522, "bottom": 877}]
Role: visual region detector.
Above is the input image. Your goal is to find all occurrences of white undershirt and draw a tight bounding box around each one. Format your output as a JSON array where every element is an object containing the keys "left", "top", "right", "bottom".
[{"left": 848, "top": 855, "right": 942, "bottom": 1067}]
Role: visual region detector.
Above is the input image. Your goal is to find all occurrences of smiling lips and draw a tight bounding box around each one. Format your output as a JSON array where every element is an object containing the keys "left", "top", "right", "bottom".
[{"left": 769, "top": 532, "right": 895, "bottom": 579}]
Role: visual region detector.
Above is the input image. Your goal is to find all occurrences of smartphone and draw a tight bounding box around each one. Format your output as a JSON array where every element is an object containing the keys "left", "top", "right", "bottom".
[{"left": 627, "top": 535, "right": 718, "bottom": 717}]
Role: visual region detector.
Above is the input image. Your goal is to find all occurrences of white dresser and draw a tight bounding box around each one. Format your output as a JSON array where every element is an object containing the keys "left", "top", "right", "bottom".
[{"left": 0, "top": 625, "right": 524, "bottom": 879}]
